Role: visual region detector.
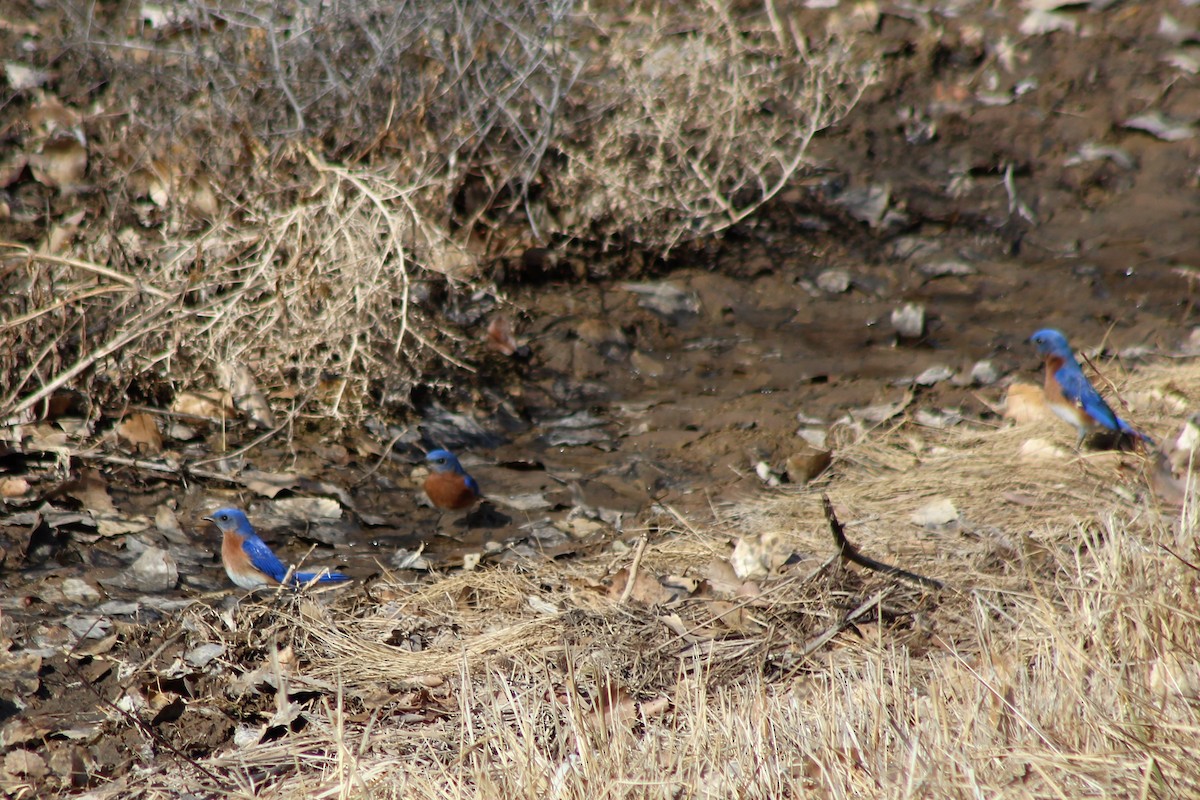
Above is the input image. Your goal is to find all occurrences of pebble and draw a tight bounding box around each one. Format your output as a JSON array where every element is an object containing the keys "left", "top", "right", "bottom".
[
  {"left": 891, "top": 303, "right": 926, "bottom": 338},
  {"left": 970, "top": 359, "right": 1000, "bottom": 385},
  {"left": 128, "top": 547, "right": 179, "bottom": 592},
  {"left": 816, "top": 269, "right": 852, "bottom": 293},
  {"left": 910, "top": 498, "right": 959, "bottom": 528},
  {"left": 914, "top": 365, "right": 954, "bottom": 386},
  {"left": 917, "top": 260, "right": 974, "bottom": 278},
  {"left": 785, "top": 444, "right": 832, "bottom": 484},
  {"left": 185, "top": 643, "right": 226, "bottom": 669},
  {"left": 60, "top": 578, "right": 101, "bottom": 606}
]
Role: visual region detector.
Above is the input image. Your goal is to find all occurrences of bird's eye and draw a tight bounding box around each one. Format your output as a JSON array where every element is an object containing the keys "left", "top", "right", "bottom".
[{"left": 218, "top": 513, "right": 229, "bottom": 521}]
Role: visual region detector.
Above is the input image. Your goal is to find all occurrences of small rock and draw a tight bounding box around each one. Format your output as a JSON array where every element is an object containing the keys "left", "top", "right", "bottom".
[
  {"left": 129, "top": 547, "right": 179, "bottom": 592},
  {"left": 918, "top": 260, "right": 974, "bottom": 278},
  {"left": 910, "top": 498, "right": 959, "bottom": 528},
  {"left": 891, "top": 303, "right": 925, "bottom": 338},
  {"left": 392, "top": 548, "right": 432, "bottom": 570},
  {"left": 64, "top": 616, "right": 112, "bottom": 640},
  {"left": 60, "top": 578, "right": 101, "bottom": 606},
  {"left": 915, "top": 365, "right": 954, "bottom": 386},
  {"left": 835, "top": 184, "right": 891, "bottom": 227},
  {"left": 621, "top": 281, "right": 701, "bottom": 318},
  {"left": 754, "top": 461, "right": 782, "bottom": 487},
  {"left": 1124, "top": 111, "right": 1195, "bottom": 141},
  {"left": 970, "top": 360, "right": 1001, "bottom": 385},
  {"left": 797, "top": 428, "right": 828, "bottom": 449},
  {"left": 914, "top": 408, "right": 957, "bottom": 429},
  {"left": 1064, "top": 142, "right": 1135, "bottom": 170},
  {"left": 816, "top": 269, "right": 852, "bottom": 293},
  {"left": 166, "top": 422, "right": 199, "bottom": 441},
  {"left": 575, "top": 318, "right": 628, "bottom": 348},
  {"left": 785, "top": 444, "right": 832, "bottom": 484},
  {"left": 497, "top": 493, "right": 552, "bottom": 511},
  {"left": 630, "top": 349, "right": 666, "bottom": 377},
  {"left": 185, "top": 643, "right": 226, "bottom": 669}
]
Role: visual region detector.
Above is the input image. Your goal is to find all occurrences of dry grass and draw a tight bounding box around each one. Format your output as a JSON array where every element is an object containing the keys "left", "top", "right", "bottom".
[
  {"left": 78, "top": 362, "right": 1200, "bottom": 799},
  {"left": 0, "top": 0, "right": 874, "bottom": 423}
]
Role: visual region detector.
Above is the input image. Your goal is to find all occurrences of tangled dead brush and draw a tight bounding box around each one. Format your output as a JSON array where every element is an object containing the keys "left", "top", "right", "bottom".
[{"left": 0, "top": 0, "right": 875, "bottom": 423}]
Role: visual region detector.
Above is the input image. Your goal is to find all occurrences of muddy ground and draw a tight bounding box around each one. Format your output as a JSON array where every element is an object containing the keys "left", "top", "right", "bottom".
[{"left": 3, "top": 0, "right": 1200, "bottom": 794}]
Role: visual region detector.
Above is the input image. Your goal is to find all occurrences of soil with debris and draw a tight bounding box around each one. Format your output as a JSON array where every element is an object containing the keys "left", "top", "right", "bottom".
[{"left": 2, "top": 1, "right": 1198, "bottom": 795}]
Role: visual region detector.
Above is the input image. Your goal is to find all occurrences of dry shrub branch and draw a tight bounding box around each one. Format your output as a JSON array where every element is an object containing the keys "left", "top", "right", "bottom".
[{"left": 0, "top": 0, "right": 875, "bottom": 421}]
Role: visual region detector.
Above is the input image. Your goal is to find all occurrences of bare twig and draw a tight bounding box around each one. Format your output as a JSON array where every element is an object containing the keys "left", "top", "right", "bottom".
[
  {"left": 0, "top": 242, "right": 173, "bottom": 299},
  {"left": 821, "top": 494, "right": 944, "bottom": 590},
  {"left": 618, "top": 534, "right": 649, "bottom": 605}
]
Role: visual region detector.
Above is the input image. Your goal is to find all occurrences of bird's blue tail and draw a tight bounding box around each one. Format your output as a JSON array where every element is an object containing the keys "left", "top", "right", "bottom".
[
  {"left": 1117, "top": 418, "right": 1155, "bottom": 448},
  {"left": 292, "top": 571, "right": 351, "bottom": 585}
]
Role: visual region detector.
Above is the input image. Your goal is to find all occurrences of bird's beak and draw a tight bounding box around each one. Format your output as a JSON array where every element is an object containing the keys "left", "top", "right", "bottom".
[{"left": 202, "top": 515, "right": 214, "bottom": 523}]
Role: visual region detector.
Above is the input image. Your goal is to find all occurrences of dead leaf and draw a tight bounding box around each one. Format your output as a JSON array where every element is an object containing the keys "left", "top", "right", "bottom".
[
  {"left": 910, "top": 497, "right": 959, "bottom": 528},
  {"left": 0, "top": 478, "right": 30, "bottom": 497},
  {"left": 117, "top": 412, "right": 163, "bottom": 453},
  {"left": 0, "top": 652, "right": 42, "bottom": 697},
  {"left": 729, "top": 531, "right": 792, "bottom": 580},
  {"left": 240, "top": 470, "right": 299, "bottom": 498},
  {"left": 4, "top": 62, "right": 48, "bottom": 91},
  {"left": 608, "top": 567, "right": 675, "bottom": 606},
  {"left": 95, "top": 516, "right": 152, "bottom": 537},
  {"left": 29, "top": 136, "right": 87, "bottom": 191},
  {"left": 171, "top": 389, "right": 233, "bottom": 419},
  {"left": 217, "top": 362, "right": 275, "bottom": 429},
  {"left": 270, "top": 497, "right": 342, "bottom": 520},
  {"left": 592, "top": 680, "right": 638, "bottom": 727},
  {"left": 65, "top": 468, "right": 116, "bottom": 515},
  {"left": 2, "top": 749, "right": 47, "bottom": 782}
]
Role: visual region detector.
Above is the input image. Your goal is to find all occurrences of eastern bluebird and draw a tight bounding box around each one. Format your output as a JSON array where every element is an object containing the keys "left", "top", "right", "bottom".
[
  {"left": 204, "top": 507, "right": 350, "bottom": 590},
  {"left": 1030, "top": 328, "right": 1152, "bottom": 448},
  {"left": 423, "top": 449, "right": 481, "bottom": 512}
]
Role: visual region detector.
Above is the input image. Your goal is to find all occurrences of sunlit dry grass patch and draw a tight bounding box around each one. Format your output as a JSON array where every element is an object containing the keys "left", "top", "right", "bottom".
[{"left": 82, "top": 361, "right": 1200, "bottom": 798}]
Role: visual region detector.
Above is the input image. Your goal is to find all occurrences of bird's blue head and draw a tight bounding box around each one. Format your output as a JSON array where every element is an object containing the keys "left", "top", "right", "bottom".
[
  {"left": 1030, "top": 328, "right": 1072, "bottom": 358},
  {"left": 425, "top": 449, "right": 465, "bottom": 474},
  {"left": 204, "top": 507, "right": 254, "bottom": 535}
]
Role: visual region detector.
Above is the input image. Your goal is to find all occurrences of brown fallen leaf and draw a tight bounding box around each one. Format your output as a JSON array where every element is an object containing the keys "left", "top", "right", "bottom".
[
  {"left": 608, "top": 567, "right": 675, "bottom": 606},
  {"left": 117, "top": 412, "right": 163, "bottom": 453},
  {"left": 217, "top": 361, "right": 275, "bottom": 429},
  {"left": 29, "top": 136, "right": 87, "bottom": 191},
  {"left": 486, "top": 315, "right": 532, "bottom": 360},
  {"left": 2, "top": 749, "right": 48, "bottom": 782},
  {"left": 0, "top": 478, "right": 30, "bottom": 497},
  {"left": 171, "top": 389, "right": 234, "bottom": 419},
  {"left": 240, "top": 470, "right": 299, "bottom": 499},
  {"left": 65, "top": 468, "right": 116, "bottom": 515}
]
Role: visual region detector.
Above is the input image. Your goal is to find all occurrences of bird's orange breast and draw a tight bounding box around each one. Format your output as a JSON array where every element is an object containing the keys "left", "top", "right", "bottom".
[{"left": 424, "top": 472, "right": 478, "bottom": 510}]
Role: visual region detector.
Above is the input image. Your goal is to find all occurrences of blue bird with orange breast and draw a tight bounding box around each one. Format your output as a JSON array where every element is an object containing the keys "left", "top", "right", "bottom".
[
  {"left": 423, "top": 449, "right": 481, "bottom": 512},
  {"left": 204, "top": 507, "right": 350, "bottom": 590},
  {"left": 1030, "top": 328, "right": 1152, "bottom": 448}
]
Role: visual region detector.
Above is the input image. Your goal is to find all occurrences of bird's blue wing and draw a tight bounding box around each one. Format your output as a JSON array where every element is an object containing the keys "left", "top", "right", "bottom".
[
  {"left": 465, "top": 474, "right": 481, "bottom": 497},
  {"left": 241, "top": 536, "right": 289, "bottom": 582},
  {"left": 1055, "top": 363, "right": 1120, "bottom": 430}
]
